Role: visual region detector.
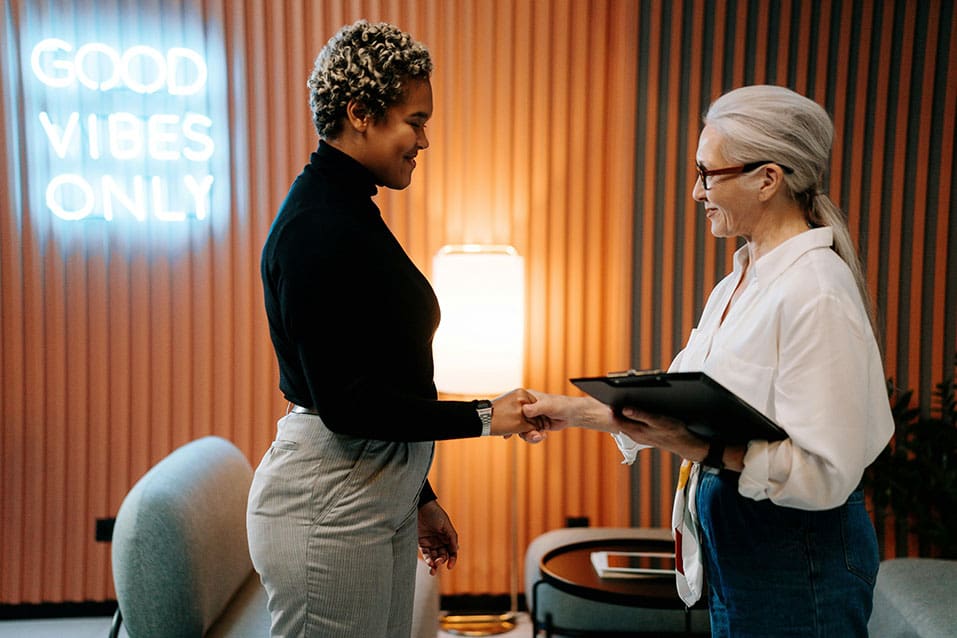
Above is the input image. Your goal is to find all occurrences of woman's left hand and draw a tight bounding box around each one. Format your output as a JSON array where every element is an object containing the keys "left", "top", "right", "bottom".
[
  {"left": 417, "top": 500, "right": 459, "bottom": 575},
  {"left": 615, "top": 407, "right": 709, "bottom": 461}
]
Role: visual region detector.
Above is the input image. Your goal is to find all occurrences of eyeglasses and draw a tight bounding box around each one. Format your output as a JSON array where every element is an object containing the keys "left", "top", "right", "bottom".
[{"left": 695, "top": 161, "right": 793, "bottom": 190}]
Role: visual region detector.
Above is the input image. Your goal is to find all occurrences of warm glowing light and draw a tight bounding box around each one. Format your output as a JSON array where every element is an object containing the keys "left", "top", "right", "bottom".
[{"left": 432, "top": 245, "right": 525, "bottom": 395}]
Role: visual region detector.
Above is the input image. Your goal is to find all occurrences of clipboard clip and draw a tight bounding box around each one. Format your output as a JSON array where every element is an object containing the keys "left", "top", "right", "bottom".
[{"left": 607, "top": 368, "right": 665, "bottom": 378}]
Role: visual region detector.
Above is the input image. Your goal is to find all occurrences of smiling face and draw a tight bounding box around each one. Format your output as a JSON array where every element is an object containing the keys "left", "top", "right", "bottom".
[
  {"left": 359, "top": 77, "right": 433, "bottom": 190},
  {"left": 693, "top": 125, "right": 763, "bottom": 240}
]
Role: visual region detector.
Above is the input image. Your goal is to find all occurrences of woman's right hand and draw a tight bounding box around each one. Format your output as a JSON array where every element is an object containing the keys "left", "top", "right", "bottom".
[{"left": 490, "top": 388, "right": 545, "bottom": 440}]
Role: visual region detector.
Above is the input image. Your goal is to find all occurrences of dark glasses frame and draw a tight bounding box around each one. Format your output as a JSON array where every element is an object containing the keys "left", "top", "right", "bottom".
[{"left": 695, "top": 161, "right": 794, "bottom": 190}]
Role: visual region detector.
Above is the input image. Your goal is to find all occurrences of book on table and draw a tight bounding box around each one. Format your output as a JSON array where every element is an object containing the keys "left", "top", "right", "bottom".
[{"left": 590, "top": 551, "right": 677, "bottom": 578}]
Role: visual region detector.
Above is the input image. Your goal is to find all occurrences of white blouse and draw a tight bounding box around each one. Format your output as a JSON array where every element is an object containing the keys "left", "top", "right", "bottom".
[{"left": 615, "top": 227, "right": 894, "bottom": 510}]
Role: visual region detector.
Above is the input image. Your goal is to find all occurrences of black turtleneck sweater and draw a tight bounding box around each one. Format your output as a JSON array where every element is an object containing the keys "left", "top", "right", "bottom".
[{"left": 261, "top": 142, "right": 483, "bottom": 503}]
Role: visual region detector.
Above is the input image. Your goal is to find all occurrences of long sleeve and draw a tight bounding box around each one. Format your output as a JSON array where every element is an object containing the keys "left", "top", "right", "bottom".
[
  {"left": 262, "top": 143, "right": 483, "bottom": 442},
  {"left": 670, "top": 228, "right": 893, "bottom": 510}
]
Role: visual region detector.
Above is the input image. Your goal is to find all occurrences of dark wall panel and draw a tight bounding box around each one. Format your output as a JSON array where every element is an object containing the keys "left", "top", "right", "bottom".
[{"left": 628, "top": 0, "right": 957, "bottom": 558}]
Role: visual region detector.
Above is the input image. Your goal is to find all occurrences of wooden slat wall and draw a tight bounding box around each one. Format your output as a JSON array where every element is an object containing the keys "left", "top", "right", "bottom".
[
  {"left": 426, "top": 2, "right": 637, "bottom": 596},
  {"left": 0, "top": 0, "right": 636, "bottom": 604},
  {"left": 7, "top": 0, "right": 951, "bottom": 607},
  {"left": 627, "top": 0, "right": 957, "bottom": 559}
]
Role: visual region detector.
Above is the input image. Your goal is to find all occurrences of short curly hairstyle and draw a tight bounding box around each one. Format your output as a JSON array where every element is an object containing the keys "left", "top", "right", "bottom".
[{"left": 308, "top": 20, "right": 433, "bottom": 139}]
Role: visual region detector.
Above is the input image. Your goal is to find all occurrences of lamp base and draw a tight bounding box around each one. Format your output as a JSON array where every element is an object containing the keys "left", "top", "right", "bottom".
[{"left": 438, "top": 611, "right": 518, "bottom": 636}]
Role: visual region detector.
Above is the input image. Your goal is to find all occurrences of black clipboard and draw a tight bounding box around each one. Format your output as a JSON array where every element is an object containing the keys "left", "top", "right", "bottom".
[{"left": 570, "top": 370, "right": 787, "bottom": 443}]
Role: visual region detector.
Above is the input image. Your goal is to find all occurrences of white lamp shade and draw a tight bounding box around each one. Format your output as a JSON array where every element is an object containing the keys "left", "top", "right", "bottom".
[{"left": 432, "top": 245, "right": 525, "bottom": 395}]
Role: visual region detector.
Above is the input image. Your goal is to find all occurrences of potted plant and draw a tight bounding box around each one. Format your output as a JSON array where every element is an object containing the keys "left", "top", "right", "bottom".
[{"left": 864, "top": 361, "right": 957, "bottom": 558}]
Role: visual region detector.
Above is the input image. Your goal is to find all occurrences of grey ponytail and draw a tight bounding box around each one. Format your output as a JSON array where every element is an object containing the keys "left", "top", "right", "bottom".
[{"left": 809, "top": 193, "right": 877, "bottom": 339}]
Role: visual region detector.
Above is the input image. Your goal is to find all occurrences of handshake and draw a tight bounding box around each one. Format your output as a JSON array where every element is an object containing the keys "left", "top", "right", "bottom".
[
  {"left": 494, "top": 388, "right": 718, "bottom": 468},
  {"left": 486, "top": 388, "right": 619, "bottom": 444}
]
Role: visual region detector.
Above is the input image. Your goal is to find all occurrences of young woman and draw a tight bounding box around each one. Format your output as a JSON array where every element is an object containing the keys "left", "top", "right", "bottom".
[{"left": 248, "top": 21, "right": 539, "bottom": 637}]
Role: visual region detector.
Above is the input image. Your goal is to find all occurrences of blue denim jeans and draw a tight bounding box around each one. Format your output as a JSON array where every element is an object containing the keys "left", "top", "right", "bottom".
[{"left": 696, "top": 470, "right": 879, "bottom": 637}]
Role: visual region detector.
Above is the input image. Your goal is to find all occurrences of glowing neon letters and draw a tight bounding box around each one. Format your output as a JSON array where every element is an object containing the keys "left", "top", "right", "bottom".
[
  {"left": 30, "top": 38, "right": 217, "bottom": 222},
  {"left": 31, "top": 38, "right": 207, "bottom": 94}
]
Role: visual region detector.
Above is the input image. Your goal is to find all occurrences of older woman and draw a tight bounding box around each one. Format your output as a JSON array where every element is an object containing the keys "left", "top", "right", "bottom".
[
  {"left": 248, "top": 21, "right": 539, "bottom": 637},
  {"left": 524, "top": 85, "right": 893, "bottom": 636}
]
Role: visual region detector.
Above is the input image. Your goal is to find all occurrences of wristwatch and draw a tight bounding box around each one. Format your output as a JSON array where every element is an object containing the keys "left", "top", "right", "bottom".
[
  {"left": 475, "top": 400, "right": 493, "bottom": 437},
  {"left": 702, "top": 439, "right": 725, "bottom": 470}
]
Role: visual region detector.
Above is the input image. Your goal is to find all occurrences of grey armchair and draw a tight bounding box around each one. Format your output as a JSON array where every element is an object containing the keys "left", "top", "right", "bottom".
[{"left": 110, "top": 436, "right": 268, "bottom": 637}]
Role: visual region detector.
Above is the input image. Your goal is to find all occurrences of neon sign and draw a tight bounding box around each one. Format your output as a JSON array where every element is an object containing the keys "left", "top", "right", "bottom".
[{"left": 29, "top": 38, "right": 218, "bottom": 222}]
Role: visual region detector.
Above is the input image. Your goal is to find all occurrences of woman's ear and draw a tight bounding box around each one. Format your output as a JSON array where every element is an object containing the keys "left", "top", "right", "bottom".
[
  {"left": 757, "top": 164, "right": 786, "bottom": 202},
  {"left": 344, "top": 99, "right": 371, "bottom": 132}
]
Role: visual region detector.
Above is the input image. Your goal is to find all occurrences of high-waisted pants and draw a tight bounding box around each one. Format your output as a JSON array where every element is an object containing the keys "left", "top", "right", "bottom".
[
  {"left": 246, "top": 412, "right": 434, "bottom": 637},
  {"left": 697, "top": 470, "right": 879, "bottom": 637}
]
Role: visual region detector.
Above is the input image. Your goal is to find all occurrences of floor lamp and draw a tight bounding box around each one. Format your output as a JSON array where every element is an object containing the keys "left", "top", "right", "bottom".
[{"left": 431, "top": 244, "right": 524, "bottom": 636}]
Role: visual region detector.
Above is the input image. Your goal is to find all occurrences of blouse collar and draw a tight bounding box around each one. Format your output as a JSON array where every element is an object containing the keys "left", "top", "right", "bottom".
[{"left": 735, "top": 226, "right": 836, "bottom": 285}]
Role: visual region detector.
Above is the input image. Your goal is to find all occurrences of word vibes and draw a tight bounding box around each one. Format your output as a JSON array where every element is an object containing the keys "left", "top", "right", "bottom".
[{"left": 30, "top": 39, "right": 217, "bottom": 223}]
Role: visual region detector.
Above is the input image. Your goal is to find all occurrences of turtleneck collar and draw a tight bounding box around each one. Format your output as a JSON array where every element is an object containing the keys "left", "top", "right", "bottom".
[{"left": 312, "top": 140, "right": 379, "bottom": 199}]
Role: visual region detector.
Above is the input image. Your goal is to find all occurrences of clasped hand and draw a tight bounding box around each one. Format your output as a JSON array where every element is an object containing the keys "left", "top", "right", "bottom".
[
  {"left": 519, "top": 389, "right": 708, "bottom": 459},
  {"left": 494, "top": 388, "right": 705, "bottom": 457},
  {"left": 491, "top": 388, "right": 613, "bottom": 444},
  {"left": 491, "top": 388, "right": 615, "bottom": 444},
  {"left": 489, "top": 388, "right": 548, "bottom": 443}
]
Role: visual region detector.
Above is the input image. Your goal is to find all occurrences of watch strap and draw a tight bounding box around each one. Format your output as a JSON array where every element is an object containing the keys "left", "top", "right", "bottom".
[{"left": 475, "top": 400, "right": 493, "bottom": 437}]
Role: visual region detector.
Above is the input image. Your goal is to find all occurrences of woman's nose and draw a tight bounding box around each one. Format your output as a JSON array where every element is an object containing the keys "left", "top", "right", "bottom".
[{"left": 692, "top": 174, "right": 707, "bottom": 201}]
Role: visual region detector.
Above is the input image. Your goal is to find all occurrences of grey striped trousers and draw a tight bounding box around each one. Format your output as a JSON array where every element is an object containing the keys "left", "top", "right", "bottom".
[{"left": 247, "top": 412, "right": 435, "bottom": 637}]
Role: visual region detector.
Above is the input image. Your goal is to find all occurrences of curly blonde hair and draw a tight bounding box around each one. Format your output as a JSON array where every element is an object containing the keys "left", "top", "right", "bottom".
[{"left": 308, "top": 20, "right": 433, "bottom": 139}]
